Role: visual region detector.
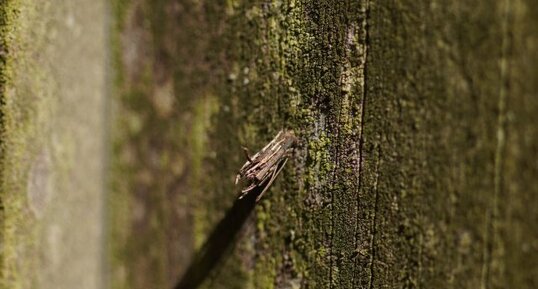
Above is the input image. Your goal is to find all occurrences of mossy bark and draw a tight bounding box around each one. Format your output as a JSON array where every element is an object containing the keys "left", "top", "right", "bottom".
[
  {"left": 110, "top": 0, "right": 537, "bottom": 289},
  {"left": 0, "top": 1, "right": 107, "bottom": 289},
  {"left": 2, "top": 0, "right": 537, "bottom": 289}
]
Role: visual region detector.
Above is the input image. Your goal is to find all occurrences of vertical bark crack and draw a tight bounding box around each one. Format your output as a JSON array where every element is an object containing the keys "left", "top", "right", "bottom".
[
  {"left": 481, "top": 0, "right": 511, "bottom": 288},
  {"left": 368, "top": 146, "right": 381, "bottom": 289}
]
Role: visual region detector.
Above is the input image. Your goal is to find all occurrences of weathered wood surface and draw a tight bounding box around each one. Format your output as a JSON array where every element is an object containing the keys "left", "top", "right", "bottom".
[
  {"left": 1, "top": 0, "right": 537, "bottom": 288},
  {"left": 109, "top": 0, "right": 537, "bottom": 288},
  {"left": 1, "top": 0, "right": 107, "bottom": 289}
]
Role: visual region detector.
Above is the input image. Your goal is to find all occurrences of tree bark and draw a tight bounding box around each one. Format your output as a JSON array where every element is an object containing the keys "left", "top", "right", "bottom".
[
  {"left": 109, "top": 0, "right": 538, "bottom": 288},
  {"left": 1, "top": 1, "right": 107, "bottom": 289},
  {"left": 1, "top": 0, "right": 537, "bottom": 289}
]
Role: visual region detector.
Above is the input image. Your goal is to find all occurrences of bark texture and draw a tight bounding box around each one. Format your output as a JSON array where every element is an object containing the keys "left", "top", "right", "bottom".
[
  {"left": 1, "top": 0, "right": 536, "bottom": 289},
  {"left": 109, "top": 0, "right": 538, "bottom": 288},
  {"left": 1, "top": 0, "right": 107, "bottom": 289}
]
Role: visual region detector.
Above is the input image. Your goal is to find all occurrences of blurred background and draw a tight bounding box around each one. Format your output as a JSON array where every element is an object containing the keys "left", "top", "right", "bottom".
[{"left": 1, "top": 0, "right": 537, "bottom": 289}]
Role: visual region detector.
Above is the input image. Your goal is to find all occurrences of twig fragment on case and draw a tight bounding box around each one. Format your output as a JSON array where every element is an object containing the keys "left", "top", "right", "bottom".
[{"left": 235, "top": 130, "right": 296, "bottom": 202}]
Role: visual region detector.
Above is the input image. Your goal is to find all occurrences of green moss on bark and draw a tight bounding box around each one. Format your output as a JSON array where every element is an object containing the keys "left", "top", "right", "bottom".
[
  {"left": 110, "top": 0, "right": 537, "bottom": 288},
  {"left": 2, "top": 0, "right": 107, "bottom": 288}
]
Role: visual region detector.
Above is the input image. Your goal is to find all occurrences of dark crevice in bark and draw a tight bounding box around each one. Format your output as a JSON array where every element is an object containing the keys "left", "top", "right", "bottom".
[{"left": 368, "top": 145, "right": 381, "bottom": 289}]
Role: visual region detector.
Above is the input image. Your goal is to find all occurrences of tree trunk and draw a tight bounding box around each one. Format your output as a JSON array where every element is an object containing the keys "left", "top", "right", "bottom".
[
  {"left": 1, "top": 1, "right": 107, "bottom": 289},
  {"left": 2, "top": 0, "right": 537, "bottom": 289},
  {"left": 109, "top": 0, "right": 538, "bottom": 288}
]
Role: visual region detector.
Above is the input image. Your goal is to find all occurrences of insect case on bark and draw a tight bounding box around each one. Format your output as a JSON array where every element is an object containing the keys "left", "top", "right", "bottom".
[{"left": 235, "top": 130, "right": 297, "bottom": 202}]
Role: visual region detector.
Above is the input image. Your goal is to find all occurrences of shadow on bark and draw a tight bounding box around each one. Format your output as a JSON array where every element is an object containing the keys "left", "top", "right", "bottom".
[{"left": 173, "top": 188, "right": 261, "bottom": 289}]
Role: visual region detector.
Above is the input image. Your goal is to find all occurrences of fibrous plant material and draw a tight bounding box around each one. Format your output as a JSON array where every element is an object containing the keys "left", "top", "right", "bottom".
[{"left": 235, "top": 130, "right": 296, "bottom": 202}]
